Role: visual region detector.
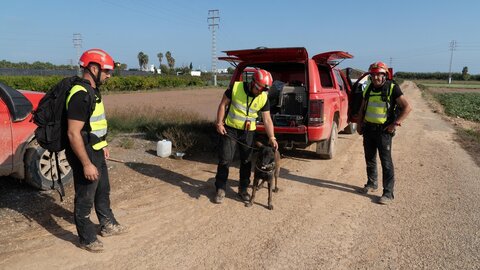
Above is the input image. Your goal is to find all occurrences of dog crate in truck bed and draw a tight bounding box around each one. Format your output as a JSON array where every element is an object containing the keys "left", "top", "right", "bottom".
[{"left": 267, "top": 84, "right": 307, "bottom": 127}]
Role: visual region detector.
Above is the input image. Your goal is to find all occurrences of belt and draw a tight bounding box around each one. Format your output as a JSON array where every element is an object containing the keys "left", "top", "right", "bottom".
[{"left": 364, "top": 122, "right": 385, "bottom": 131}]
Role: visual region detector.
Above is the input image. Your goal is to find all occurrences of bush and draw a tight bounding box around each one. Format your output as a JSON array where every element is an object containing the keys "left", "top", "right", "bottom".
[
  {"left": 0, "top": 75, "right": 207, "bottom": 92},
  {"left": 108, "top": 106, "right": 216, "bottom": 154}
]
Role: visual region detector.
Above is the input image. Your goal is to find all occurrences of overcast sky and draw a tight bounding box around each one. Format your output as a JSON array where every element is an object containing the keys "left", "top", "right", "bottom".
[{"left": 2, "top": 0, "right": 479, "bottom": 74}]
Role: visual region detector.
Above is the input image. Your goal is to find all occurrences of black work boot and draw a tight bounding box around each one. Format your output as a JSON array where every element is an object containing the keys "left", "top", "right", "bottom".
[
  {"left": 214, "top": 189, "right": 225, "bottom": 204},
  {"left": 358, "top": 184, "right": 378, "bottom": 194},
  {"left": 238, "top": 188, "right": 251, "bottom": 202}
]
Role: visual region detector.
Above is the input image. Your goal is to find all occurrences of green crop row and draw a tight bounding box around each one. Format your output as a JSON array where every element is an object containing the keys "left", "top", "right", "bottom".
[
  {"left": 0, "top": 75, "right": 206, "bottom": 92},
  {"left": 434, "top": 92, "right": 480, "bottom": 122}
]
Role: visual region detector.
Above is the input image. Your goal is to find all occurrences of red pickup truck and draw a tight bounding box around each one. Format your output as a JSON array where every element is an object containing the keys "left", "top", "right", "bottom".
[
  {"left": 0, "top": 81, "right": 73, "bottom": 189},
  {"left": 220, "top": 47, "right": 356, "bottom": 159}
]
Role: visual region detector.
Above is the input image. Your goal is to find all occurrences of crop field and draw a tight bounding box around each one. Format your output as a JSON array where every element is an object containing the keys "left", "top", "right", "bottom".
[
  {"left": 433, "top": 92, "right": 480, "bottom": 122},
  {"left": 415, "top": 79, "right": 480, "bottom": 89}
]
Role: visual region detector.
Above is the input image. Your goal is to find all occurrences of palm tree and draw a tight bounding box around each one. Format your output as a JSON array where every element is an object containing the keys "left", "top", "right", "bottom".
[
  {"left": 137, "top": 52, "right": 149, "bottom": 70},
  {"left": 137, "top": 52, "right": 145, "bottom": 70},
  {"left": 165, "top": 51, "right": 175, "bottom": 69},
  {"left": 157, "top": 52, "right": 163, "bottom": 68}
]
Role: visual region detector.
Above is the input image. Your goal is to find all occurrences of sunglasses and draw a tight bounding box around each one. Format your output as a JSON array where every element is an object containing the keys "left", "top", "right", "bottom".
[{"left": 101, "top": 69, "right": 114, "bottom": 75}]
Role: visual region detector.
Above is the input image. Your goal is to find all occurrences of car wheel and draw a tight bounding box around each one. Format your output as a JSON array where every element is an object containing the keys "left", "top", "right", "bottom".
[
  {"left": 24, "top": 140, "right": 73, "bottom": 190},
  {"left": 342, "top": 122, "right": 357, "bottom": 134},
  {"left": 316, "top": 121, "right": 338, "bottom": 159}
]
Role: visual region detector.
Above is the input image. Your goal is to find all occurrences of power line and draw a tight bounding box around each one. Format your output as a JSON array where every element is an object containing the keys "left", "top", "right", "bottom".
[
  {"left": 208, "top": 9, "right": 219, "bottom": 86},
  {"left": 73, "top": 33, "right": 82, "bottom": 76},
  {"left": 448, "top": 40, "right": 456, "bottom": 84}
]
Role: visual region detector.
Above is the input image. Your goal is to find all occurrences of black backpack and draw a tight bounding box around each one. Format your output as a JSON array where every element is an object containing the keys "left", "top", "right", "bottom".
[{"left": 33, "top": 76, "right": 95, "bottom": 199}]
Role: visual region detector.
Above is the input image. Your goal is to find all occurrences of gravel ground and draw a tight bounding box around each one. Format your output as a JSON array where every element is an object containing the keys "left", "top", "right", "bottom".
[{"left": 0, "top": 81, "right": 479, "bottom": 269}]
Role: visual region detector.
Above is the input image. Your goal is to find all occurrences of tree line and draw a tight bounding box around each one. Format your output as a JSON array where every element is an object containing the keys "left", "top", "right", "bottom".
[
  {"left": 137, "top": 51, "right": 196, "bottom": 75},
  {"left": 395, "top": 66, "right": 479, "bottom": 81}
]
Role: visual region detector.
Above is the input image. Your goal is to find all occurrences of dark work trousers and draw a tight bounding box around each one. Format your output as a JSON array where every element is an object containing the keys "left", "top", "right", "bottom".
[
  {"left": 215, "top": 126, "right": 255, "bottom": 192},
  {"left": 362, "top": 123, "right": 395, "bottom": 199},
  {"left": 66, "top": 146, "right": 117, "bottom": 245}
]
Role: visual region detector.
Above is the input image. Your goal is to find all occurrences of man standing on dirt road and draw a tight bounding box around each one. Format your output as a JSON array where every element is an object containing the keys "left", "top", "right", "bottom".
[
  {"left": 66, "top": 49, "right": 127, "bottom": 252},
  {"left": 214, "top": 68, "right": 278, "bottom": 204},
  {"left": 356, "top": 62, "right": 412, "bottom": 205}
]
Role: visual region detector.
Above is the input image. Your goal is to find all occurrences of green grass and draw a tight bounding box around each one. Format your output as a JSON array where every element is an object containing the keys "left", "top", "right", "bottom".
[
  {"left": 415, "top": 80, "right": 480, "bottom": 89},
  {"left": 460, "top": 128, "right": 480, "bottom": 143},
  {"left": 422, "top": 83, "right": 480, "bottom": 89},
  {"left": 433, "top": 92, "right": 480, "bottom": 122}
]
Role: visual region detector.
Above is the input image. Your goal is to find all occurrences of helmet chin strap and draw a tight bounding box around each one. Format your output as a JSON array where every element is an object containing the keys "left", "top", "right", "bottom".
[{"left": 86, "top": 66, "right": 102, "bottom": 87}]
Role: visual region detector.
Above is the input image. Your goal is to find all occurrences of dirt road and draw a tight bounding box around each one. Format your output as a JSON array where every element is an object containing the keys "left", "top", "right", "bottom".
[{"left": 1, "top": 82, "right": 479, "bottom": 269}]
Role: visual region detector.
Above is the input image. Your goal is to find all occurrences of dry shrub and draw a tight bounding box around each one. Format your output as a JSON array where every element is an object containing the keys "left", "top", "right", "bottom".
[{"left": 108, "top": 105, "right": 216, "bottom": 155}]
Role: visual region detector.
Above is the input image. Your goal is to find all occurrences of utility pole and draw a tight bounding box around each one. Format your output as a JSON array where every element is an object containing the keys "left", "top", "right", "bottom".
[
  {"left": 73, "top": 33, "right": 82, "bottom": 76},
  {"left": 208, "top": 9, "right": 219, "bottom": 86},
  {"left": 448, "top": 40, "right": 457, "bottom": 84}
]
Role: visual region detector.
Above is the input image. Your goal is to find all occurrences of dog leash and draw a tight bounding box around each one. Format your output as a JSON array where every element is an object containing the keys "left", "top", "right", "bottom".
[{"left": 223, "top": 133, "right": 259, "bottom": 150}]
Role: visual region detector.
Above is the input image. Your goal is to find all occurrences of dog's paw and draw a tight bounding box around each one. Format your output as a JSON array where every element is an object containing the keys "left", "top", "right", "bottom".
[
  {"left": 245, "top": 202, "right": 253, "bottom": 207},
  {"left": 267, "top": 204, "right": 274, "bottom": 210},
  {"left": 273, "top": 187, "right": 279, "bottom": 193}
]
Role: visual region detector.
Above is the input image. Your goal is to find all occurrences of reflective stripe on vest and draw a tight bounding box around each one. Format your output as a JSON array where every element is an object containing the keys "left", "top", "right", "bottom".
[
  {"left": 66, "top": 85, "right": 108, "bottom": 150},
  {"left": 363, "top": 82, "right": 395, "bottom": 124},
  {"left": 225, "top": 82, "right": 268, "bottom": 131}
]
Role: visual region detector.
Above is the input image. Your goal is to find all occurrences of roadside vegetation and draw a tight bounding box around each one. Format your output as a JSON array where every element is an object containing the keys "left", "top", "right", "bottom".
[
  {"left": 416, "top": 80, "right": 480, "bottom": 147},
  {"left": 107, "top": 106, "right": 217, "bottom": 154},
  {"left": 0, "top": 75, "right": 208, "bottom": 92}
]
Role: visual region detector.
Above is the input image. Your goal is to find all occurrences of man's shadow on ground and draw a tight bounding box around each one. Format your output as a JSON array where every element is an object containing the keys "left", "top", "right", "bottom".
[
  {"left": 278, "top": 167, "right": 377, "bottom": 202},
  {"left": 126, "top": 160, "right": 251, "bottom": 204},
  {"left": 0, "top": 177, "right": 77, "bottom": 245}
]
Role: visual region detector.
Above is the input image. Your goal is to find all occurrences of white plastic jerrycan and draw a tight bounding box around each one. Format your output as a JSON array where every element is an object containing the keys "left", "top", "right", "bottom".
[{"left": 156, "top": 139, "right": 172, "bottom": 157}]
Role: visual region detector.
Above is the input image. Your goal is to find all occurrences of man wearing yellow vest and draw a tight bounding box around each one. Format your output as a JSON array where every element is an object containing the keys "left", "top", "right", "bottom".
[
  {"left": 66, "top": 49, "right": 126, "bottom": 252},
  {"left": 356, "top": 62, "right": 412, "bottom": 205},
  {"left": 214, "top": 68, "right": 278, "bottom": 204}
]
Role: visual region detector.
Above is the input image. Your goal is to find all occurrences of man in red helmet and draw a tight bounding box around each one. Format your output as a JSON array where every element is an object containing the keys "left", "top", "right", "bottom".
[
  {"left": 214, "top": 68, "right": 278, "bottom": 204},
  {"left": 356, "top": 62, "right": 412, "bottom": 204},
  {"left": 66, "top": 49, "right": 126, "bottom": 252}
]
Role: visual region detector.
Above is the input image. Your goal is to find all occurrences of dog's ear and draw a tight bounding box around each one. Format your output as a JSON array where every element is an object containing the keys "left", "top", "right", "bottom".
[{"left": 255, "top": 141, "right": 264, "bottom": 148}]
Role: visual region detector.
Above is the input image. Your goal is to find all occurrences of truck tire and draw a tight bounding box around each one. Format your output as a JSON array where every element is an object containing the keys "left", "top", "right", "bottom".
[
  {"left": 24, "top": 140, "right": 73, "bottom": 190},
  {"left": 342, "top": 122, "right": 357, "bottom": 134},
  {"left": 316, "top": 122, "right": 338, "bottom": 159}
]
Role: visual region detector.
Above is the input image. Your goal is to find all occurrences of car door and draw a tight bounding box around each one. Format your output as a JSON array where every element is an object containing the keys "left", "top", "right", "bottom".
[{"left": 0, "top": 97, "right": 13, "bottom": 174}]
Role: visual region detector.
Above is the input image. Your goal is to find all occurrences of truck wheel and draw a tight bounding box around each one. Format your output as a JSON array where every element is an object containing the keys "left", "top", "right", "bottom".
[
  {"left": 24, "top": 140, "right": 73, "bottom": 190},
  {"left": 342, "top": 122, "right": 357, "bottom": 134},
  {"left": 316, "top": 122, "right": 338, "bottom": 159}
]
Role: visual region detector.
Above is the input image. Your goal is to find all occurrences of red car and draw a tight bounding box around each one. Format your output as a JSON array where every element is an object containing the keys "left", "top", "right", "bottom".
[
  {"left": 220, "top": 47, "right": 357, "bottom": 159},
  {"left": 0, "top": 81, "right": 73, "bottom": 189}
]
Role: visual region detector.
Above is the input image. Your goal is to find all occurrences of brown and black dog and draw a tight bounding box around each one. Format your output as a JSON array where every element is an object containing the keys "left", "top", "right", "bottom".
[{"left": 245, "top": 142, "right": 280, "bottom": 210}]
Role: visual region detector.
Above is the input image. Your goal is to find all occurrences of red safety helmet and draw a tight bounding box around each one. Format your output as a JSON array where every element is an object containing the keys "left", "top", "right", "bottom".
[
  {"left": 368, "top": 61, "right": 389, "bottom": 75},
  {"left": 252, "top": 69, "right": 273, "bottom": 91},
  {"left": 79, "top": 48, "right": 114, "bottom": 70}
]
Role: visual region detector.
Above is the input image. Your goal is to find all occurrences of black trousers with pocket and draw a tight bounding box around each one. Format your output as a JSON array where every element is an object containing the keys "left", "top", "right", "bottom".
[
  {"left": 215, "top": 126, "right": 255, "bottom": 192},
  {"left": 362, "top": 123, "right": 395, "bottom": 199},
  {"left": 66, "top": 146, "right": 117, "bottom": 245}
]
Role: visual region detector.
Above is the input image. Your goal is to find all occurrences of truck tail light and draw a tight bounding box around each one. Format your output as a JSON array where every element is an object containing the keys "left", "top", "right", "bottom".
[{"left": 309, "top": 99, "right": 324, "bottom": 126}]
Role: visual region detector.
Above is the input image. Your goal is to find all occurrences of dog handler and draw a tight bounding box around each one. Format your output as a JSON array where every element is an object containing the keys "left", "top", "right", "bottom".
[
  {"left": 214, "top": 68, "right": 278, "bottom": 204},
  {"left": 66, "top": 49, "right": 127, "bottom": 252}
]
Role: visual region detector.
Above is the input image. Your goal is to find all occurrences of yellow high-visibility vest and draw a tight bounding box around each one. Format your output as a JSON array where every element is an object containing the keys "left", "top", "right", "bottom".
[
  {"left": 225, "top": 82, "right": 268, "bottom": 131},
  {"left": 66, "top": 85, "right": 108, "bottom": 150},
  {"left": 363, "top": 82, "right": 395, "bottom": 124}
]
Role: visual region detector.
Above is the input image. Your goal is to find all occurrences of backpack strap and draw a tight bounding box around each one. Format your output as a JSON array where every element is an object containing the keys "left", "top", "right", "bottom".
[{"left": 49, "top": 152, "right": 65, "bottom": 201}]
